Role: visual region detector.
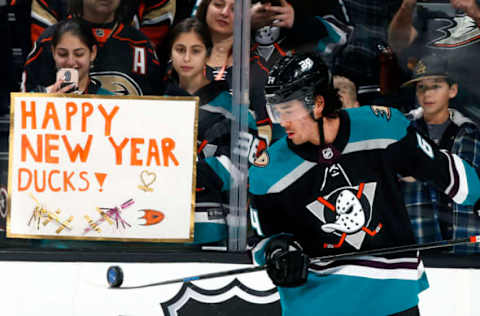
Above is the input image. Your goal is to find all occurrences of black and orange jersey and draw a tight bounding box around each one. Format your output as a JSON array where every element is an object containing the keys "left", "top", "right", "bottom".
[
  {"left": 30, "top": 0, "right": 174, "bottom": 53},
  {"left": 30, "top": 0, "right": 68, "bottom": 44},
  {"left": 22, "top": 20, "right": 164, "bottom": 95},
  {"left": 132, "top": 0, "right": 175, "bottom": 51}
]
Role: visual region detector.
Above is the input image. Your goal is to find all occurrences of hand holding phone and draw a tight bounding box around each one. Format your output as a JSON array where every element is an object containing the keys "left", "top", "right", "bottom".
[
  {"left": 56, "top": 68, "right": 79, "bottom": 93},
  {"left": 267, "top": 0, "right": 294, "bottom": 29}
]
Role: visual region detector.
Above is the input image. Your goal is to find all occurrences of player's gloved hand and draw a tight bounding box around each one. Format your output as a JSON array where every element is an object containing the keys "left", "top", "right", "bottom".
[{"left": 264, "top": 234, "right": 309, "bottom": 287}]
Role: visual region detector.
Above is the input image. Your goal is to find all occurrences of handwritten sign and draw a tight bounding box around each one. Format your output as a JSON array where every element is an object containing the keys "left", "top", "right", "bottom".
[{"left": 7, "top": 93, "right": 198, "bottom": 242}]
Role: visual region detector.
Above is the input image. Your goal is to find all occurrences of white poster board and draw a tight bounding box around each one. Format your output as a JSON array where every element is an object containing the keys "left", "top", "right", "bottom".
[{"left": 7, "top": 93, "right": 199, "bottom": 242}]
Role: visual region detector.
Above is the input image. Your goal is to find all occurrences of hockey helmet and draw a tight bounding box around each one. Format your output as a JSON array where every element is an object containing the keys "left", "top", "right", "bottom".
[{"left": 265, "top": 53, "right": 332, "bottom": 123}]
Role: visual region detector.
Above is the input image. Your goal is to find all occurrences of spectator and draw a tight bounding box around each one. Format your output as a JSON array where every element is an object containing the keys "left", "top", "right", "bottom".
[
  {"left": 32, "top": 18, "right": 113, "bottom": 95},
  {"left": 389, "top": 0, "right": 480, "bottom": 123},
  {"left": 29, "top": 0, "right": 175, "bottom": 54},
  {"left": 30, "top": 18, "right": 117, "bottom": 250},
  {"left": 249, "top": 52, "right": 480, "bottom": 316},
  {"left": 400, "top": 54, "right": 480, "bottom": 254},
  {"left": 250, "top": 0, "right": 350, "bottom": 70},
  {"left": 164, "top": 17, "right": 213, "bottom": 97},
  {"left": 194, "top": 0, "right": 269, "bottom": 136},
  {"left": 23, "top": 0, "right": 163, "bottom": 96},
  {"left": 333, "top": 75, "right": 359, "bottom": 108},
  {"left": 195, "top": 0, "right": 238, "bottom": 84},
  {"left": 164, "top": 17, "right": 260, "bottom": 244}
]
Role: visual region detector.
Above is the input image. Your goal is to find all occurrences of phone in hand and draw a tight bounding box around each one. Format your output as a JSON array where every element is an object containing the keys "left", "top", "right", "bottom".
[{"left": 56, "top": 68, "right": 79, "bottom": 92}]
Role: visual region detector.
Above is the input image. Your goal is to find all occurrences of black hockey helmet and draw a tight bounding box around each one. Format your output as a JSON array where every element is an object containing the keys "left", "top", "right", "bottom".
[{"left": 265, "top": 52, "right": 332, "bottom": 123}]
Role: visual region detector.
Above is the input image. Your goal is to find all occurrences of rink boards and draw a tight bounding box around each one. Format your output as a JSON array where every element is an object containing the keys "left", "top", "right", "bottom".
[{"left": 0, "top": 261, "right": 478, "bottom": 316}]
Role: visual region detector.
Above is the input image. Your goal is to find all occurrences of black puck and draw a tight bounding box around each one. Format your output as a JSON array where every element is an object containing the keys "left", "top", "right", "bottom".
[{"left": 107, "top": 265, "right": 124, "bottom": 288}]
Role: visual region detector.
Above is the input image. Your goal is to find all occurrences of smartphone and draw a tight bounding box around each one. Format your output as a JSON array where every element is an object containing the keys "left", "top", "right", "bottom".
[{"left": 56, "top": 68, "right": 79, "bottom": 92}]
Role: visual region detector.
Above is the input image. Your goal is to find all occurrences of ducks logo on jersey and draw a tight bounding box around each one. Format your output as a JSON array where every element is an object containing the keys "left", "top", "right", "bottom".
[{"left": 306, "top": 163, "right": 382, "bottom": 249}]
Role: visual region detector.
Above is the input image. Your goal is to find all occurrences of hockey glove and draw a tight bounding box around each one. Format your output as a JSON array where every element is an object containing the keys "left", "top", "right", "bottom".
[{"left": 264, "top": 234, "right": 309, "bottom": 287}]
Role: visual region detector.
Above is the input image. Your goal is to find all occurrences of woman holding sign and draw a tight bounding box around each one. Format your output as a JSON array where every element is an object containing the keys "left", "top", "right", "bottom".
[
  {"left": 164, "top": 17, "right": 259, "bottom": 245},
  {"left": 31, "top": 18, "right": 113, "bottom": 96},
  {"left": 30, "top": 18, "right": 115, "bottom": 250}
]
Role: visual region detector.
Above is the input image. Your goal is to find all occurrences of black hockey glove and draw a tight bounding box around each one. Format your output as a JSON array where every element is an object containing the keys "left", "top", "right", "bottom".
[{"left": 264, "top": 235, "right": 309, "bottom": 287}]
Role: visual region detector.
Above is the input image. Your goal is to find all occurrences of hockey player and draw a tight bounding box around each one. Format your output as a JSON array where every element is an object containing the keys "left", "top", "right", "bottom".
[
  {"left": 249, "top": 53, "right": 480, "bottom": 315},
  {"left": 164, "top": 17, "right": 260, "bottom": 244},
  {"left": 23, "top": 0, "right": 163, "bottom": 96}
]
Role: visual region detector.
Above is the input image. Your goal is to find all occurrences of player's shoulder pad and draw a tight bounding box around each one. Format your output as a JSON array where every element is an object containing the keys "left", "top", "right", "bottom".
[
  {"left": 346, "top": 106, "right": 410, "bottom": 144},
  {"left": 249, "top": 138, "right": 313, "bottom": 195}
]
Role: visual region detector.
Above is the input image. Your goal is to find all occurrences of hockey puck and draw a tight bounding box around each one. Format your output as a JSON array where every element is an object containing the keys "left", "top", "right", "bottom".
[{"left": 107, "top": 265, "right": 124, "bottom": 288}]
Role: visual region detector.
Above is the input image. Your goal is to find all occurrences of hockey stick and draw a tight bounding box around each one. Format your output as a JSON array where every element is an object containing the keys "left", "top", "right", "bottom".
[
  {"left": 107, "top": 235, "right": 480, "bottom": 289},
  {"left": 310, "top": 235, "right": 480, "bottom": 264}
]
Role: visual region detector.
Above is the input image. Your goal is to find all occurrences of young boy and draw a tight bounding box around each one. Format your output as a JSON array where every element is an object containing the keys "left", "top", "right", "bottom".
[{"left": 401, "top": 54, "right": 480, "bottom": 253}]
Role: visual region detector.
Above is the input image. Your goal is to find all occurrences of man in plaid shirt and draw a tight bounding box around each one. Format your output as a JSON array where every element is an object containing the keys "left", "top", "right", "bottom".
[{"left": 401, "top": 54, "right": 480, "bottom": 253}]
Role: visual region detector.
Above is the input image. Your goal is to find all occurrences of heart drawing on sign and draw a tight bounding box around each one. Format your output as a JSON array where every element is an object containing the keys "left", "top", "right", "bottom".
[{"left": 139, "top": 170, "right": 157, "bottom": 192}]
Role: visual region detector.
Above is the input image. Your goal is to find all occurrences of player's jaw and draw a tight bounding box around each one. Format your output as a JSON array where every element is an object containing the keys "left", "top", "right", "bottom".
[{"left": 281, "top": 119, "right": 311, "bottom": 145}]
